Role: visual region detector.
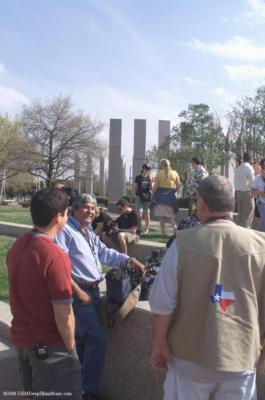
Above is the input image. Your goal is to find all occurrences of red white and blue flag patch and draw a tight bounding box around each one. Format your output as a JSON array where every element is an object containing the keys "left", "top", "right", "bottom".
[{"left": 210, "top": 284, "right": 235, "bottom": 312}]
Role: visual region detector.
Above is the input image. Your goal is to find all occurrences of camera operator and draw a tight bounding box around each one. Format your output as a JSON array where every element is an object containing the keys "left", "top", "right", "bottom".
[{"left": 103, "top": 198, "right": 140, "bottom": 255}]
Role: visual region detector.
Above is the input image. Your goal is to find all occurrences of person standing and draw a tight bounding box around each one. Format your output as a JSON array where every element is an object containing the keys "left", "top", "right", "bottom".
[
  {"left": 234, "top": 152, "right": 255, "bottom": 228},
  {"left": 150, "top": 175, "right": 265, "bottom": 400},
  {"left": 134, "top": 163, "right": 152, "bottom": 235},
  {"left": 55, "top": 194, "right": 144, "bottom": 400},
  {"left": 184, "top": 157, "right": 208, "bottom": 215},
  {"left": 252, "top": 158, "right": 265, "bottom": 232},
  {"left": 7, "top": 188, "right": 82, "bottom": 399},
  {"left": 151, "top": 159, "right": 180, "bottom": 236}
]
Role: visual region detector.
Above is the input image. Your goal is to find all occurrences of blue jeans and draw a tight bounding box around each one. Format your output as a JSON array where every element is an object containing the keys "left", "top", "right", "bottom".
[
  {"left": 257, "top": 201, "right": 265, "bottom": 231},
  {"left": 72, "top": 287, "right": 107, "bottom": 393}
]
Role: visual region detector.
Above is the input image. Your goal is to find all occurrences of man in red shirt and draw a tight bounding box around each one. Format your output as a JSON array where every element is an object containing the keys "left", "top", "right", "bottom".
[{"left": 7, "top": 188, "right": 82, "bottom": 399}]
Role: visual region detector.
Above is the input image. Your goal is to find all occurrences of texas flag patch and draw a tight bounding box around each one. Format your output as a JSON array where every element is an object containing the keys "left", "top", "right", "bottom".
[{"left": 210, "top": 284, "right": 235, "bottom": 312}]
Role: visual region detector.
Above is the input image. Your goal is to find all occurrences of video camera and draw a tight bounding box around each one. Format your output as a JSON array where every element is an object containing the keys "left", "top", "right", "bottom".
[{"left": 103, "top": 220, "right": 118, "bottom": 237}]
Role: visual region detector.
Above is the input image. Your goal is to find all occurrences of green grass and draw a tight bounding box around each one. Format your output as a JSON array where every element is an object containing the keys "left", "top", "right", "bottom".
[
  {"left": 0, "top": 235, "right": 16, "bottom": 303},
  {"left": 0, "top": 206, "right": 32, "bottom": 225},
  {"left": 141, "top": 229, "right": 170, "bottom": 243}
]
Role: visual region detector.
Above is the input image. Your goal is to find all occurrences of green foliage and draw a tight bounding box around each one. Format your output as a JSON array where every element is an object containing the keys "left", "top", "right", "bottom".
[
  {"left": 0, "top": 115, "right": 26, "bottom": 182},
  {"left": 147, "top": 103, "right": 229, "bottom": 179},
  {"left": 227, "top": 85, "right": 265, "bottom": 162}
]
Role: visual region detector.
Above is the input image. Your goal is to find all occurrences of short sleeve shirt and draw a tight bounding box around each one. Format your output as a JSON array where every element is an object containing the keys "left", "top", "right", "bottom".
[
  {"left": 134, "top": 175, "right": 152, "bottom": 197},
  {"left": 156, "top": 169, "right": 180, "bottom": 188},
  {"left": 7, "top": 233, "right": 72, "bottom": 347},
  {"left": 115, "top": 210, "right": 140, "bottom": 235}
]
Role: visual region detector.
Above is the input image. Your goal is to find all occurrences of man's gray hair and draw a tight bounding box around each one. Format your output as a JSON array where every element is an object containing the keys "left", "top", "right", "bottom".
[
  {"left": 72, "top": 194, "right": 97, "bottom": 209},
  {"left": 197, "top": 175, "right": 235, "bottom": 212}
]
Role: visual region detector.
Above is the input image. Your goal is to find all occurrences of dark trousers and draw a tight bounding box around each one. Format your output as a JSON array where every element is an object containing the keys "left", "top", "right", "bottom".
[
  {"left": 17, "top": 345, "right": 82, "bottom": 399},
  {"left": 73, "top": 287, "right": 107, "bottom": 394}
]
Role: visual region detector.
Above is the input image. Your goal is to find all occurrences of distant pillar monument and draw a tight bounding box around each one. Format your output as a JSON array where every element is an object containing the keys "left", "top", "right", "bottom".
[
  {"left": 99, "top": 156, "right": 106, "bottom": 197},
  {"left": 158, "top": 120, "right": 170, "bottom": 148},
  {"left": 74, "top": 153, "right": 81, "bottom": 192},
  {"left": 108, "top": 119, "right": 125, "bottom": 211},
  {"left": 85, "top": 156, "right": 93, "bottom": 194},
  {"left": 132, "top": 119, "right": 146, "bottom": 180}
]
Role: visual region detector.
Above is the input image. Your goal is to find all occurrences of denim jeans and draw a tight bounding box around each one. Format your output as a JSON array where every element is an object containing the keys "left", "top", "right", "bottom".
[
  {"left": 72, "top": 286, "right": 107, "bottom": 393},
  {"left": 257, "top": 201, "right": 265, "bottom": 232}
]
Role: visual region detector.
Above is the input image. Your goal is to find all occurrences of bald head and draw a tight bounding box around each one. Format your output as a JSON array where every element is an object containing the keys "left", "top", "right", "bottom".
[{"left": 197, "top": 175, "right": 235, "bottom": 213}]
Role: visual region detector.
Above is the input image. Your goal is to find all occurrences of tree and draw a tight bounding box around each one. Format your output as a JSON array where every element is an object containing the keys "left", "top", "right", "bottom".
[
  {"left": 21, "top": 95, "right": 105, "bottom": 187},
  {"left": 227, "top": 85, "right": 265, "bottom": 163},
  {"left": 0, "top": 115, "right": 27, "bottom": 183},
  {"left": 6, "top": 172, "right": 36, "bottom": 199},
  {"left": 147, "top": 104, "right": 228, "bottom": 179}
]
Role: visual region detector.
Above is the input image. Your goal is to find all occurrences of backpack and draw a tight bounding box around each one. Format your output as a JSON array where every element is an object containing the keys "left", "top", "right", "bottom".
[
  {"left": 105, "top": 268, "right": 137, "bottom": 328},
  {"left": 140, "top": 190, "right": 152, "bottom": 202}
]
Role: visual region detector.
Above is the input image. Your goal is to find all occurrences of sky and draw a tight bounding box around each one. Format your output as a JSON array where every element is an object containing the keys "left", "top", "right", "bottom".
[{"left": 0, "top": 0, "right": 265, "bottom": 174}]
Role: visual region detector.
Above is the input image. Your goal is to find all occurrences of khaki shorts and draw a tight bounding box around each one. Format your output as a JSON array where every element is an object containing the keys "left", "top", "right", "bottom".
[
  {"left": 124, "top": 232, "right": 138, "bottom": 244},
  {"left": 134, "top": 195, "right": 150, "bottom": 213}
]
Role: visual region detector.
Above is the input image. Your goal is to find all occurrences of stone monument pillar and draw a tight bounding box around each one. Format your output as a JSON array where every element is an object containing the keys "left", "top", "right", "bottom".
[
  {"left": 99, "top": 156, "right": 106, "bottom": 197},
  {"left": 85, "top": 156, "right": 93, "bottom": 194},
  {"left": 74, "top": 153, "right": 81, "bottom": 192},
  {"left": 158, "top": 120, "right": 170, "bottom": 148},
  {"left": 132, "top": 119, "right": 146, "bottom": 181},
  {"left": 122, "top": 155, "right": 126, "bottom": 197},
  {"left": 180, "top": 122, "right": 192, "bottom": 149},
  {"left": 108, "top": 119, "right": 124, "bottom": 211}
]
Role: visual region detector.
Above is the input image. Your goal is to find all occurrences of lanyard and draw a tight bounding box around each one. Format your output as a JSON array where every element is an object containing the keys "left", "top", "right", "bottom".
[{"left": 68, "top": 218, "right": 101, "bottom": 274}]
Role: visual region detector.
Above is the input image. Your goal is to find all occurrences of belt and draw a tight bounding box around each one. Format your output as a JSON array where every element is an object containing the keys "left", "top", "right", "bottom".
[{"left": 74, "top": 278, "right": 102, "bottom": 289}]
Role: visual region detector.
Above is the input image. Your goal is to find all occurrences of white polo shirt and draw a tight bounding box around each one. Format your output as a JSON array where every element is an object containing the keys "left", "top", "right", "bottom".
[{"left": 234, "top": 162, "right": 254, "bottom": 191}]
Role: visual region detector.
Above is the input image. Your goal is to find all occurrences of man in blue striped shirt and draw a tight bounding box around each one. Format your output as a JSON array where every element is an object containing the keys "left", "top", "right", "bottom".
[{"left": 56, "top": 194, "right": 144, "bottom": 400}]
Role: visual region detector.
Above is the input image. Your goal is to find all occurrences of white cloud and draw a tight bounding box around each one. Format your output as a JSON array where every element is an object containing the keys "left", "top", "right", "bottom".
[
  {"left": 0, "top": 63, "right": 5, "bottom": 74},
  {"left": 0, "top": 86, "right": 29, "bottom": 112},
  {"left": 188, "top": 36, "right": 265, "bottom": 61},
  {"left": 245, "top": 0, "right": 265, "bottom": 17},
  {"left": 184, "top": 76, "right": 201, "bottom": 85},
  {"left": 225, "top": 64, "right": 265, "bottom": 81},
  {"left": 209, "top": 87, "right": 237, "bottom": 104}
]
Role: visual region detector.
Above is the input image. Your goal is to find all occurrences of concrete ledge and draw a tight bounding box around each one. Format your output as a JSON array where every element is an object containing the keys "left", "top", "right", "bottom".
[
  {"left": 0, "top": 221, "right": 31, "bottom": 237},
  {"left": 128, "top": 239, "right": 165, "bottom": 260},
  {"left": 99, "top": 296, "right": 164, "bottom": 400},
  {"left": 0, "top": 301, "right": 13, "bottom": 341}
]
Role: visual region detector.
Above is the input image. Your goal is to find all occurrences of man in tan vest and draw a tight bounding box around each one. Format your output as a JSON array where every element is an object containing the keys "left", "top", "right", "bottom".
[{"left": 150, "top": 175, "right": 265, "bottom": 400}]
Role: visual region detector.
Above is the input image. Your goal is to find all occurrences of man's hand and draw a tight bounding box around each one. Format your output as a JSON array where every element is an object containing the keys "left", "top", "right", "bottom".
[
  {"left": 151, "top": 340, "right": 173, "bottom": 372},
  {"left": 128, "top": 257, "right": 145, "bottom": 274},
  {"left": 76, "top": 289, "right": 92, "bottom": 305},
  {"left": 72, "top": 278, "right": 92, "bottom": 305}
]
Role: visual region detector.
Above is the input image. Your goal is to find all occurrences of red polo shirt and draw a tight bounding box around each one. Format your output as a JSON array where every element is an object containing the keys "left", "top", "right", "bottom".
[{"left": 7, "top": 233, "right": 72, "bottom": 347}]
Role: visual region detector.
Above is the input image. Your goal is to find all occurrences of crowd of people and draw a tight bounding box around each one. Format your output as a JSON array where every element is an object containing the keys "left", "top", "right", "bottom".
[{"left": 5, "top": 154, "right": 265, "bottom": 400}]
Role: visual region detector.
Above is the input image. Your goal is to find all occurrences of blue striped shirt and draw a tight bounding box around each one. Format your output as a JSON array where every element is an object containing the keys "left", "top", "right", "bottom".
[{"left": 55, "top": 216, "right": 129, "bottom": 283}]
